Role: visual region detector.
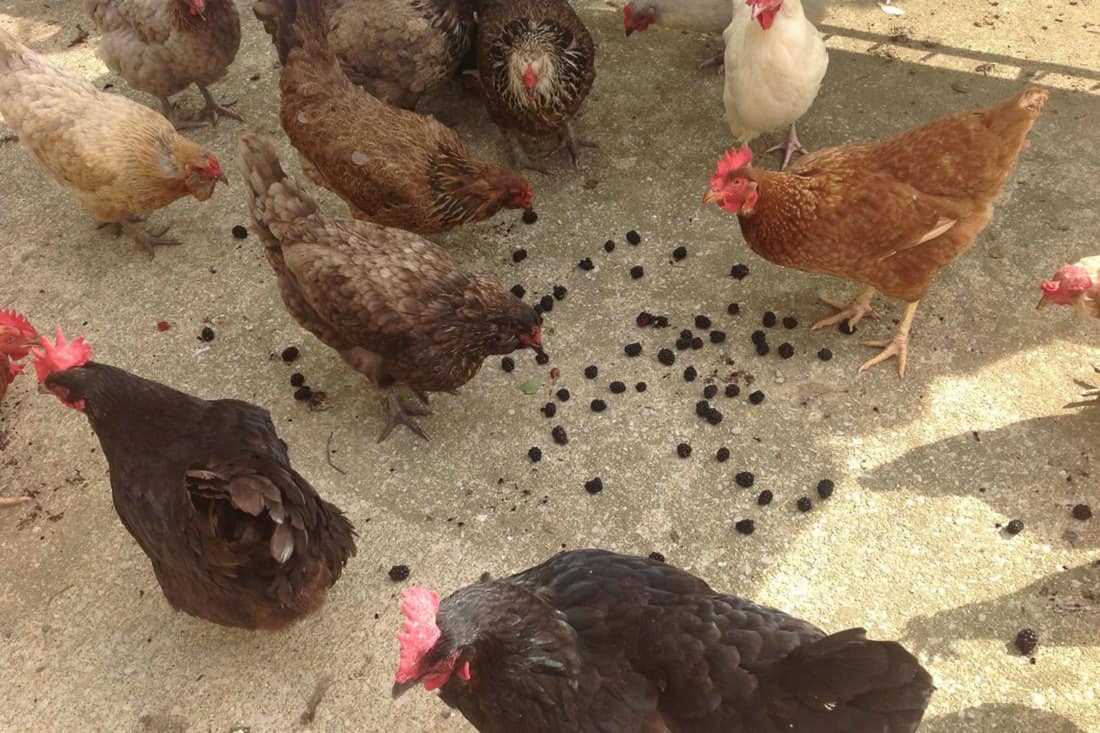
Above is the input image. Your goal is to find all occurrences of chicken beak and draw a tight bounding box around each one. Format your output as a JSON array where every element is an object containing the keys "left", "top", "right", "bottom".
[
  {"left": 391, "top": 680, "right": 418, "bottom": 699},
  {"left": 702, "top": 190, "right": 720, "bottom": 205},
  {"left": 1036, "top": 297, "right": 1051, "bottom": 311},
  {"left": 37, "top": 382, "right": 50, "bottom": 395}
]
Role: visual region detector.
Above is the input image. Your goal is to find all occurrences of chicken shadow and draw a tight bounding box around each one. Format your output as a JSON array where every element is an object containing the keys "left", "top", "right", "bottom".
[{"left": 921, "top": 703, "right": 1087, "bottom": 733}]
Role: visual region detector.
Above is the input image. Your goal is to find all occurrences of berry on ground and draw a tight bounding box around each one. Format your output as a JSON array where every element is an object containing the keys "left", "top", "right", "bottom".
[
  {"left": 676, "top": 443, "right": 692, "bottom": 458},
  {"left": 778, "top": 343, "right": 795, "bottom": 359},
  {"left": 725, "top": 384, "right": 740, "bottom": 398},
  {"left": 683, "top": 366, "right": 697, "bottom": 382},
  {"left": 735, "top": 519, "right": 755, "bottom": 535},
  {"left": 703, "top": 384, "right": 718, "bottom": 399},
  {"left": 816, "top": 479, "right": 835, "bottom": 499},
  {"left": 694, "top": 315, "right": 712, "bottom": 329},
  {"left": 710, "top": 330, "right": 726, "bottom": 343},
  {"left": 716, "top": 447, "right": 730, "bottom": 462},
  {"left": 730, "top": 264, "right": 749, "bottom": 279},
  {"left": 610, "top": 381, "right": 626, "bottom": 394},
  {"left": 782, "top": 316, "right": 798, "bottom": 329},
  {"left": 604, "top": 240, "right": 615, "bottom": 252},
  {"left": 293, "top": 386, "right": 312, "bottom": 401},
  {"left": 624, "top": 342, "right": 642, "bottom": 357},
  {"left": 658, "top": 348, "right": 676, "bottom": 366},
  {"left": 649, "top": 551, "right": 665, "bottom": 562},
  {"left": 551, "top": 426, "right": 568, "bottom": 445},
  {"left": 1015, "top": 628, "right": 1038, "bottom": 656},
  {"left": 626, "top": 230, "right": 641, "bottom": 245},
  {"left": 501, "top": 357, "right": 515, "bottom": 372},
  {"left": 584, "top": 477, "right": 604, "bottom": 495},
  {"left": 672, "top": 246, "right": 687, "bottom": 261},
  {"left": 510, "top": 284, "right": 526, "bottom": 298},
  {"left": 512, "top": 248, "right": 528, "bottom": 263},
  {"left": 584, "top": 365, "right": 598, "bottom": 379},
  {"left": 542, "top": 402, "right": 557, "bottom": 418},
  {"left": 232, "top": 224, "right": 249, "bottom": 239},
  {"left": 535, "top": 352, "right": 550, "bottom": 365},
  {"left": 528, "top": 447, "right": 542, "bottom": 462},
  {"left": 762, "top": 311, "right": 777, "bottom": 328},
  {"left": 556, "top": 388, "right": 570, "bottom": 402},
  {"left": 749, "top": 390, "right": 765, "bottom": 404},
  {"left": 757, "top": 490, "right": 774, "bottom": 506},
  {"left": 578, "top": 257, "right": 595, "bottom": 271},
  {"left": 290, "top": 373, "right": 305, "bottom": 387},
  {"left": 635, "top": 381, "right": 647, "bottom": 392},
  {"left": 797, "top": 496, "right": 813, "bottom": 512},
  {"left": 727, "top": 303, "right": 740, "bottom": 315},
  {"left": 553, "top": 285, "right": 567, "bottom": 300},
  {"left": 630, "top": 265, "right": 645, "bottom": 279},
  {"left": 818, "top": 349, "right": 833, "bottom": 361},
  {"left": 281, "top": 346, "right": 299, "bottom": 362},
  {"left": 590, "top": 399, "right": 607, "bottom": 412},
  {"left": 522, "top": 210, "right": 538, "bottom": 224},
  {"left": 1072, "top": 504, "right": 1093, "bottom": 520},
  {"left": 388, "top": 565, "right": 411, "bottom": 582},
  {"left": 735, "top": 472, "right": 754, "bottom": 488},
  {"left": 1005, "top": 519, "right": 1025, "bottom": 535}
]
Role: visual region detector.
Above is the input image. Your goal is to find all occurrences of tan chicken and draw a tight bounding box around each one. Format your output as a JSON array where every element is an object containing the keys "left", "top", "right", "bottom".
[
  {"left": 239, "top": 134, "right": 545, "bottom": 441},
  {"left": 705, "top": 87, "right": 1047, "bottom": 376},
  {"left": 84, "top": 0, "right": 242, "bottom": 128},
  {"left": 253, "top": 0, "right": 476, "bottom": 110},
  {"left": 0, "top": 27, "right": 228, "bottom": 255},
  {"left": 273, "top": 0, "right": 532, "bottom": 234}
]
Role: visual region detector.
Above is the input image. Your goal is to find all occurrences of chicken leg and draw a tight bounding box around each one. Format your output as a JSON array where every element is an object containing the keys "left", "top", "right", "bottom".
[
  {"left": 196, "top": 85, "right": 243, "bottom": 126},
  {"left": 766, "top": 121, "right": 808, "bottom": 170},
  {"left": 98, "top": 217, "right": 181, "bottom": 257},
  {"left": 812, "top": 285, "right": 879, "bottom": 331},
  {"left": 1063, "top": 366, "right": 1100, "bottom": 409},
  {"left": 859, "top": 301, "right": 919, "bottom": 377},
  {"left": 378, "top": 392, "right": 432, "bottom": 443}
]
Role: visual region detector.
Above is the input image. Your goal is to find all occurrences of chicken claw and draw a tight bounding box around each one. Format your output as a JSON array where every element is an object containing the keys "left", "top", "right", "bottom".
[
  {"left": 698, "top": 51, "right": 724, "bottom": 72},
  {"left": 197, "top": 86, "right": 243, "bottom": 126},
  {"left": 133, "top": 224, "right": 181, "bottom": 258},
  {"left": 1063, "top": 366, "right": 1100, "bottom": 408},
  {"left": 378, "top": 393, "right": 432, "bottom": 443},
  {"left": 505, "top": 133, "right": 549, "bottom": 175},
  {"left": 766, "top": 122, "right": 808, "bottom": 170},
  {"left": 812, "top": 286, "right": 879, "bottom": 331},
  {"left": 560, "top": 122, "right": 598, "bottom": 168},
  {"left": 0, "top": 496, "right": 31, "bottom": 507},
  {"left": 857, "top": 301, "right": 920, "bottom": 378}
]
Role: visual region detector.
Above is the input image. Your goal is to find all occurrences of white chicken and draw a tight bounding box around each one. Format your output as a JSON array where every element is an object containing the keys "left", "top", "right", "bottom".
[{"left": 723, "top": 0, "right": 828, "bottom": 169}]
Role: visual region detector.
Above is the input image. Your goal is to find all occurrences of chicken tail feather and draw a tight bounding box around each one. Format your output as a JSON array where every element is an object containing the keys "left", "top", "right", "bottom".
[
  {"left": 238, "top": 133, "right": 321, "bottom": 241},
  {"left": 270, "top": 0, "right": 330, "bottom": 65}
]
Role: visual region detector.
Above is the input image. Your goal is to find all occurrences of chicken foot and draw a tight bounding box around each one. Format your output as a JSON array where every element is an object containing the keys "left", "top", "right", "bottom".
[
  {"left": 98, "top": 217, "right": 181, "bottom": 257},
  {"left": 766, "top": 121, "right": 808, "bottom": 170},
  {"left": 378, "top": 393, "right": 432, "bottom": 443},
  {"left": 698, "top": 51, "right": 724, "bottom": 71},
  {"left": 558, "top": 122, "right": 599, "bottom": 168},
  {"left": 196, "top": 85, "right": 243, "bottom": 126},
  {"left": 505, "top": 132, "right": 550, "bottom": 175},
  {"left": 859, "top": 300, "right": 919, "bottom": 378},
  {"left": 812, "top": 285, "right": 879, "bottom": 331},
  {"left": 1063, "top": 366, "right": 1100, "bottom": 409}
]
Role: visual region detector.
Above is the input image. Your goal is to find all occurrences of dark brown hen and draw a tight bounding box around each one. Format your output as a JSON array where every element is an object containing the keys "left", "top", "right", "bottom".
[
  {"left": 32, "top": 331, "right": 356, "bottom": 630},
  {"left": 476, "top": 0, "right": 596, "bottom": 171},
  {"left": 239, "top": 133, "right": 544, "bottom": 441},
  {"left": 270, "top": 0, "right": 531, "bottom": 235},
  {"left": 394, "top": 549, "right": 934, "bottom": 732}
]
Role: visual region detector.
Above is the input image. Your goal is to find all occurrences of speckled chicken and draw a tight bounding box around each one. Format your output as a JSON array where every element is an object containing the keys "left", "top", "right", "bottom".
[
  {"left": 253, "top": 0, "right": 476, "bottom": 109},
  {"left": 272, "top": 0, "right": 532, "bottom": 234},
  {"left": 84, "top": 0, "right": 242, "bottom": 128},
  {"left": 239, "top": 134, "right": 544, "bottom": 441},
  {"left": 394, "top": 549, "right": 935, "bottom": 732},
  {"left": 0, "top": 27, "right": 227, "bottom": 255},
  {"left": 476, "top": 0, "right": 597, "bottom": 171},
  {"left": 31, "top": 329, "right": 357, "bottom": 629}
]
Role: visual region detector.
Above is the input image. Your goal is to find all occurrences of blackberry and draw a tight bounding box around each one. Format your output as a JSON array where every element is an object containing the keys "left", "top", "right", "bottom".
[
  {"left": 725, "top": 384, "right": 740, "bottom": 398},
  {"left": 657, "top": 348, "right": 676, "bottom": 366},
  {"left": 635, "top": 381, "right": 647, "bottom": 392},
  {"left": 551, "top": 426, "right": 568, "bottom": 445},
  {"left": 590, "top": 399, "right": 607, "bottom": 412},
  {"left": 705, "top": 408, "right": 723, "bottom": 425},
  {"left": 653, "top": 315, "right": 669, "bottom": 328},
  {"left": 694, "top": 315, "right": 712, "bottom": 330},
  {"left": 584, "top": 365, "right": 599, "bottom": 379},
  {"left": 521, "top": 210, "right": 538, "bottom": 224},
  {"left": 293, "top": 386, "right": 312, "bottom": 401},
  {"left": 553, "top": 285, "right": 567, "bottom": 300},
  {"left": 757, "top": 490, "right": 774, "bottom": 506},
  {"left": 199, "top": 326, "right": 215, "bottom": 342},
  {"left": 716, "top": 447, "right": 730, "bottom": 462},
  {"left": 735, "top": 519, "right": 756, "bottom": 535},
  {"left": 680, "top": 329, "right": 694, "bottom": 340},
  {"left": 535, "top": 352, "right": 550, "bottom": 365},
  {"left": 636, "top": 311, "right": 655, "bottom": 327},
  {"left": 609, "top": 381, "right": 626, "bottom": 394},
  {"left": 501, "top": 357, "right": 515, "bottom": 372},
  {"left": 703, "top": 384, "right": 718, "bottom": 399},
  {"left": 281, "top": 346, "right": 300, "bottom": 363},
  {"left": 727, "top": 302, "right": 740, "bottom": 315},
  {"left": 528, "top": 447, "right": 542, "bottom": 462},
  {"left": 512, "top": 248, "right": 528, "bottom": 263},
  {"left": 839, "top": 319, "right": 857, "bottom": 335},
  {"left": 510, "top": 284, "right": 526, "bottom": 298},
  {"left": 818, "top": 349, "right": 833, "bottom": 361},
  {"left": 755, "top": 343, "right": 770, "bottom": 356},
  {"left": 691, "top": 337, "right": 704, "bottom": 350},
  {"left": 778, "top": 343, "right": 795, "bottom": 359},
  {"left": 624, "top": 342, "right": 642, "bottom": 357},
  {"left": 816, "top": 479, "right": 835, "bottom": 499},
  {"left": 672, "top": 246, "right": 687, "bottom": 261},
  {"left": 388, "top": 565, "right": 411, "bottom": 582},
  {"left": 751, "top": 330, "right": 767, "bottom": 345},
  {"left": 578, "top": 257, "right": 595, "bottom": 271},
  {"left": 542, "top": 402, "right": 557, "bottom": 418},
  {"left": 1006, "top": 519, "right": 1024, "bottom": 535},
  {"left": 626, "top": 230, "right": 641, "bottom": 245},
  {"left": 1015, "top": 628, "right": 1038, "bottom": 656},
  {"left": 695, "top": 400, "right": 711, "bottom": 417},
  {"left": 290, "top": 373, "right": 305, "bottom": 387},
  {"left": 232, "top": 224, "right": 249, "bottom": 239},
  {"left": 648, "top": 551, "right": 665, "bottom": 562},
  {"left": 675, "top": 337, "right": 692, "bottom": 351},
  {"left": 749, "top": 390, "right": 765, "bottom": 404},
  {"left": 782, "top": 316, "right": 798, "bottom": 329},
  {"left": 797, "top": 496, "right": 813, "bottom": 512},
  {"left": 709, "top": 330, "right": 726, "bottom": 344},
  {"left": 762, "top": 311, "right": 777, "bottom": 328},
  {"left": 556, "top": 388, "right": 570, "bottom": 402},
  {"left": 1072, "top": 503, "right": 1093, "bottom": 520},
  {"left": 735, "top": 472, "right": 754, "bottom": 488},
  {"left": 729, "top": 264, "right": 749, "bottom": 279},
  {"left": 683, "top": 366, "right": 697, "bottom": 382},
  {"left": 604, "top": 239, "right": 615, "bottom": 252},
  {"left": 630, "top": 265, "right": 645, "bottom": 279},
  {"left": 584, "top": 477, "right": 604, "bottom": 495},
  {"left": 536, "top": 295, "right": 552, "bottom": 313},
  {"left": 676, "top": 442, "right": 692, "bottom": 458}
]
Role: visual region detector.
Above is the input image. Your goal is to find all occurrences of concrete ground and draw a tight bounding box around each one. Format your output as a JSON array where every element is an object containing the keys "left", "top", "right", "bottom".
[{"left": 1, "top": 0, "right": 1098, "bottom": 730}]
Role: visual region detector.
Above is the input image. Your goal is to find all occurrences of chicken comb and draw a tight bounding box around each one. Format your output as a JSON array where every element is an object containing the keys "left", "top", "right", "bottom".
[
  {"left": 0, "top": 309, "right": 37, "bottom": 360},
  {"left": 206, "top": 155, "right": 223, "bottom": 180},
  {"left": 395, "top": 588, "right": 442, "bottom": 683},
  {"left": 623, "top": 2, "right": 634, "bottom": 28},
  {"left": 1043, "top": 264, "right": 1092, "bottom": 295},
  {"left": 716, "top": 146, "right": 753, "bottom": 177},
  {"left": 30, "top": 329, "right": 93, "bottom": 384}
]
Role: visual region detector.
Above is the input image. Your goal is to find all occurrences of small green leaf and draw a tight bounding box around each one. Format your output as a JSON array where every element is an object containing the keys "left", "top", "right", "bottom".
[{"left": 519, "top": 379, "right": 542, "bottom": 395}]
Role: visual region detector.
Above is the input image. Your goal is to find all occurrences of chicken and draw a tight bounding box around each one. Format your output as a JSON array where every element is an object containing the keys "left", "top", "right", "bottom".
[
  {"left": 0, "top": 310, "right": 37, "bottom": 408},
  {"left": 704, "top": 87, "right": 1048, "bottom": 376},
  {"left": 476, "top": 0, "right": 597, "bottom": 171},
  {"left": 253, "top": 0, "right": 476, "bottom": 110},
  {"left": 393, "top": 549, "right": 935, "bottom": 732},
  {"left": 271, "top": 0, "right": 532, "bottom": 235},
  {"left": 239, "top": 134, "right": 544, "bottom": 441},
  {"left": 723, "top": 0, "right": 828, "bottom": 169},
  {"left": 84, "top": 0, "right": 242, "bottom": 128},
  {"left": 30, "top": 329, "right": 357, "bottom": 629},
  {"left": 0, "top": 27, "right": 228, "bottom": 255},
  {"left": 1038, "top": 257, "right": 1100, "bottom": 406}
]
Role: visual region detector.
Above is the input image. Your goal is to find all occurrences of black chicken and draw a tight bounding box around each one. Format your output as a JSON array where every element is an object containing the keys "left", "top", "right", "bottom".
[
  {"left": 394, "top": 549, "right": 934, "bottom": 732},
  {"left": 32, "top": 329, "right": 357, "bottom": 630}
]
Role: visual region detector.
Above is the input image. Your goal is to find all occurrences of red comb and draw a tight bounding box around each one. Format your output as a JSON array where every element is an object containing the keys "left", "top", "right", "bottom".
[
  {"left": 710, "top": 146, "right": 753, "bottom": 190},
  {"left": 624, "top": 3, "right": 634, "bottom": 26},
  {"left": 0, "top": 309, "right": 37, "bottom": 359},
  {"left": 206, "top": 155, "right": 222, "bottom": 179},
  {"left": 395, "top": 588, "right": 441, "bottom": 684},
  {"left": 30, "top": 328, "right": 93, "bottom": 384}
]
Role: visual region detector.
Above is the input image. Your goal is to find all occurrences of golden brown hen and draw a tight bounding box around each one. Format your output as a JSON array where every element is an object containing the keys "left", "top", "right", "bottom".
[
  {"left": 239, "top": 134, "right": 544, "bottom": 441},
  {"left": 0, "top": 27, "right": 227, "bottom": 255},
  {"left": 272, "top": 0, "right": 532, "bottom": 235},
  {"left": 705, "top": 87, "right": 1047, "bottom": 376}
]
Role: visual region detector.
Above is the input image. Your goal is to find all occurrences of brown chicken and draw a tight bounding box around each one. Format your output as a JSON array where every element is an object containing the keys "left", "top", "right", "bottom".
[
  {"left": 476, "top": 0, "right": 597, "bottom": 171},
  {"left": 31, "top": 329, "right": 357, "bottom": 629},
  {"left": 84, "top": 0, "right": 242, "bottom": 128},
  {"left": 239, "top": 134, "right": 544, "bottom": 441},
  {"left": 0, "top": 27, "right": 228, "bottom": 255},
  {"left": 254, "top": 0, "right": 476, "bottom": 110},
  {"left": 394, "top": 549, "right": 934, "bottom": 732},
  {"left": 705, "top": 87, "right": 1047, "bottom": 376},
  {"left": 272, "top": 0, "right": 532, "bottom": 234}
]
